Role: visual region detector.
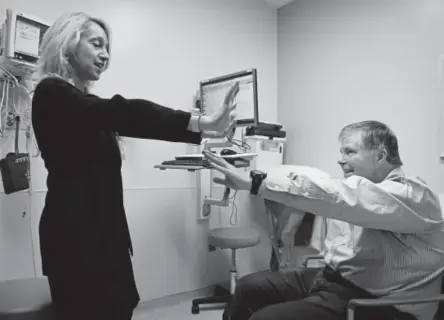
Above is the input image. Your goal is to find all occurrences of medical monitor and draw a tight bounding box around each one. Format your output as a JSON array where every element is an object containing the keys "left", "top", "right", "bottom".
[
  {"left": 0, "top": 9, "right": 50, "bottom": 65},
  {"left": 199, "top": 68, "right": 259, "bottom": 127}
]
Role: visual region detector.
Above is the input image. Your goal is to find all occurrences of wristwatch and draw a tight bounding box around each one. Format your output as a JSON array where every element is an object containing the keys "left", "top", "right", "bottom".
[{"left": 250, "top": 170, "right": 267, "bottom": 196}]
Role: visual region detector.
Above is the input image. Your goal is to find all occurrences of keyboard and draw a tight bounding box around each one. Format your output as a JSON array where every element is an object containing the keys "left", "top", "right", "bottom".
[
  {"left": 161, "top": 159, "right": 211, "bottom": 167},
  {"left": 175, "top": 152, "right": 257, "bottom": 160}
]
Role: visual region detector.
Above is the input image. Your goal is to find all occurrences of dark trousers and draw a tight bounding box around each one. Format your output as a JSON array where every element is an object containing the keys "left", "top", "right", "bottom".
[
  {"left": 229, "top": 266, "right": 417, "bottom": 320},
  {"left": 46, "top": 256, "right": 140, "bottom": 320}
]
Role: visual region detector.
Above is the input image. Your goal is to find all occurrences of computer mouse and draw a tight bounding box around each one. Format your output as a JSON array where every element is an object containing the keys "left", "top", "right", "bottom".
[{"left": 220, "top": 149, "right": 237, "bottom": 156}]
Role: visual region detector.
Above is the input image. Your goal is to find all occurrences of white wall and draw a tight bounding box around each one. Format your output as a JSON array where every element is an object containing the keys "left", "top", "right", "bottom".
[
  {"left": 11, "top": 0, "right": 444, "bottom": 306},
  {"left": 278, "top": 0, "right": 444, "bottom": 194},
  {"left": 0, "top": 0, "right": 278, "bottom": 302}
]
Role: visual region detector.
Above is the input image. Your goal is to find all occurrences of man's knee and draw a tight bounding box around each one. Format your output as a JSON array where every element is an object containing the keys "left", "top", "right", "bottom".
[
  {"left": 249, "top": 308, "right": 270, "bottom": 320},
  {"left": 248, "top": 300, "right": 339, "bottom": 320},
  {"left": 248, "top": 304, "right": 284, "bottom": 320},
  {"left": 235, "top": 272, "right": 263, "bottom": 297}
]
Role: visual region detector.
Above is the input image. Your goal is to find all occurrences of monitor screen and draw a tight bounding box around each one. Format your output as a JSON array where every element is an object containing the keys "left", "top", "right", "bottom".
[
  {"left": 14, "top": 15, "right": 48, "bottom": 59},
  {"left": 200, "top": 68, "right": 258, "bottom": 127}
]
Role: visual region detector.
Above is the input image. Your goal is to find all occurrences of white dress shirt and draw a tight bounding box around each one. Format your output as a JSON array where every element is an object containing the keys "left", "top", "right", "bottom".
[
  {"left": 187, "top": 115, "right": 201, "bottom": 132},
  {"left": 258, "top": 165, "right": 444, "bottom": 320}
]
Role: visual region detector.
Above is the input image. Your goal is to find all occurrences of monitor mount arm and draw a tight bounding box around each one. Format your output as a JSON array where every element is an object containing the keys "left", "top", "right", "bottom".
[{"left": 202, "top": 139, "right": 232, "bottom": 208}]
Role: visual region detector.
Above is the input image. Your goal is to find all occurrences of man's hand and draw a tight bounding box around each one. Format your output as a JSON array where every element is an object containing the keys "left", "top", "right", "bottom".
[{"left": 203, "top": 150, "right": 252, "bottom": 191}]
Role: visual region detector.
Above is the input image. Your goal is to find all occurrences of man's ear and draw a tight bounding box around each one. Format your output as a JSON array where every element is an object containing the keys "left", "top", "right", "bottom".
[{"left": 377, "top": 149, "right": 388, "bottom": 162}]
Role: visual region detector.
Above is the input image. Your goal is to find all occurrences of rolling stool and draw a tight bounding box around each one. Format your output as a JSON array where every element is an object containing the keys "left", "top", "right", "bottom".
[
  {"left": 0, "top": 277, "right": 54, "bottom": 320},
  {"left": 191, "top": 226, "right": 260, "bottom": 319}
]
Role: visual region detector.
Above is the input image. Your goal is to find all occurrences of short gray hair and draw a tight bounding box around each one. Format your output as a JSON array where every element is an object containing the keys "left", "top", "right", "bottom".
[{"left": 339, "top": 120, "right": 403, "bottom": 166}]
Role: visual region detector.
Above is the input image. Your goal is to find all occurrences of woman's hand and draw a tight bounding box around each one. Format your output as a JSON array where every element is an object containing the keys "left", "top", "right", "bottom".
[
  {"left": 201, "top": 122, "right": 236, "bottom": 139},
  {"left": 202, "top": 150, "right": 252, "bottom": 191},
  {"left": 200, "top": 82, "right": 239, "bottom": 136}
]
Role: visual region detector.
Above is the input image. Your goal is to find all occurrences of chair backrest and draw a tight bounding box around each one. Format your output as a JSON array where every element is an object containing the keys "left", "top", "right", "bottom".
[
  {"left": 428, "top": 277, "right": 444, "bottom": 319},
  {"left": 442, "top": 276, "right": 444, "bottom": 294},
  {"left": 293, "top": 212, "right": 315, "bottom": 246},
  {"left": 265, "top": 200, "right": 314, "bottom": 246}
]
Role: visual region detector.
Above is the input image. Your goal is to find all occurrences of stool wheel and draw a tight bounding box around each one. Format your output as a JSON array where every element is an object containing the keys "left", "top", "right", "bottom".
[{"left": 191, "top": 303, "right": 200, "bottom": 314}]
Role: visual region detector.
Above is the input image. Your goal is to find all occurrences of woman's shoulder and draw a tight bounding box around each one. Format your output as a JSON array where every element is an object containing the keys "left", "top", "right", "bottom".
[
  {"left": 32, "top": 76, "right": 81, "bottom": 106},
  {"left": 32, "top": 77, "right": 79, "bottom": 115},
  {"left": 35, "top": 76, "right": 75, "bottom": 92}
]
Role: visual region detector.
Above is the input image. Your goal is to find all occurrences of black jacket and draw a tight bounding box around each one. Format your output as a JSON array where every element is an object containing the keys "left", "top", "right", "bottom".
[{"left": 32, "top": 77, "right": 202, "bottom": 275}]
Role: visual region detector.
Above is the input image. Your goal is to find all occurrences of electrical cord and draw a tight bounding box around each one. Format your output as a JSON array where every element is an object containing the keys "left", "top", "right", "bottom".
[
  {"left": 229, "top": 190, "right": 238, "bottom": 226},
  {"left": 228, "top": 126, "right": 251, "bottom": 152},
  {"left": 0, "top": 70, "right": 32, "bottom": 138}
]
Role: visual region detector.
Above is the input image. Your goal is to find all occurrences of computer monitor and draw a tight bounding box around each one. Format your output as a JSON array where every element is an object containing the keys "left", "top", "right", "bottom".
[
  {"left": 199, "top": 68, "right": 258, "bottom": 127},
  {"left": 1, "top": 9, "right": 50, "bottom": 64}
]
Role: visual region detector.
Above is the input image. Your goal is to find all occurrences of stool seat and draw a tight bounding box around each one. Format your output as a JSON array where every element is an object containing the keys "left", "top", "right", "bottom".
[
  {"left": 0, "top": 277, "right": 53, "bottom": 319},
  {"left": 192, "top": 226, "right": 260, "bottom": 315},
  {"left": 209, "top": 227, "right": 260, "bottom": 249}
]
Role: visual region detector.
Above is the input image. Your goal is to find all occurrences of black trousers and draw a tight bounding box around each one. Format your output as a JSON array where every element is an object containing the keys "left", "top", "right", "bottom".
[
  {"left": 46, "top": 255, "right": 140, "bottom": 320},
  {"left": 229, "top": 266, "right": 417, "bottom": 320}
]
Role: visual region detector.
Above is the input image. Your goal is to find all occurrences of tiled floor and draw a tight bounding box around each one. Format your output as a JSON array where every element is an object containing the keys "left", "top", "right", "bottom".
[{"left": 133, "top": 299, "right": 224, "bottom": 320}]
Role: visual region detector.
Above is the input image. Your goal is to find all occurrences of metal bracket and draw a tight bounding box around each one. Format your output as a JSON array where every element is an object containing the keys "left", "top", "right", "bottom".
[{"left": 197, "top": 139, "right": 233, "bottom": 220}]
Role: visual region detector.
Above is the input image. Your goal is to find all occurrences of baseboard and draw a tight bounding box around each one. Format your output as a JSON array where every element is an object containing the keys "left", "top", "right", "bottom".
[{"left": 135, "top": 281, "right": 230, "bottom": 313}]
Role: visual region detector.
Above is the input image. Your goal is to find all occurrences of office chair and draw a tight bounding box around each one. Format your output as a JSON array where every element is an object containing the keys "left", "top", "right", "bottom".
[
  {"left": 302, "top": 255, "right": 444, "bottom": 320},
  {"left": 191, "top": 226, "right": 260, "bottom": 318},
  {"left": 269, "top": 211, "right": 316, "bottom": 272},
  {"left": 0, "top": 277, "right": 54, "bottom": 319}
]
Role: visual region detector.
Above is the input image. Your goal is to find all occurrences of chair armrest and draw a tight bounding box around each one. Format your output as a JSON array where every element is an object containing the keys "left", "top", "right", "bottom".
[
  {"left": 349, "top": 295, "right": 444, "bottom": 307},
  {"left": 347, "top": 295, "right": 444, "bottom": 320},
  {"left": 301, "top": 254, "right": 324, "bottom": 267}
]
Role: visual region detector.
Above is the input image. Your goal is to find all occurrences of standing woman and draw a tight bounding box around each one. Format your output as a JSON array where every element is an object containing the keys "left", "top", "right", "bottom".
[{"left": 30, "top": 12, "right": 239, "bottom": 320}]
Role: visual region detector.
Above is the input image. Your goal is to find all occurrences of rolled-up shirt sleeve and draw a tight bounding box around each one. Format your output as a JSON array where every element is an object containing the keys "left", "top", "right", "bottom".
[{"left": 257, "top": 166, "right": 443, "bottom": 233}]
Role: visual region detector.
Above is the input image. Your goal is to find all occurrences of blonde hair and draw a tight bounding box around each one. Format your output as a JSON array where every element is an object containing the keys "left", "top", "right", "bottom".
[
  {"left": 30, "top": 12, "right": 111, "bottom": 93},
  {"left": 29, "top": 13, "right": 125, "bottom": 156}
]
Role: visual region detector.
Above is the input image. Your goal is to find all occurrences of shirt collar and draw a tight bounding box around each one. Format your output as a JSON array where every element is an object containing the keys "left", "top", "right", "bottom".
[{"left": 383, "top": 166, "right": 404, "bottom": 181}]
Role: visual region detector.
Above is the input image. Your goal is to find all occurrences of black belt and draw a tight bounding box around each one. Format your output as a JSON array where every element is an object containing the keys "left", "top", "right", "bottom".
[
  {"left": 323, "top": 265, "right": 371, "bottom": 297},
  {"left": 322, "top": 265, "right": 417, "bottom": 320}
]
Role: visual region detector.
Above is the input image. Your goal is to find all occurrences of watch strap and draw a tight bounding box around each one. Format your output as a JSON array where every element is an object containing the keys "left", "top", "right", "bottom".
[{"left": 250, "top": 171, "right": 267, "bottom": 195}]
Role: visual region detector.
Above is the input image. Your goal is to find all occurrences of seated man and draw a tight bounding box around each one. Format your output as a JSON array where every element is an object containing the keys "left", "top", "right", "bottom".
[{"left": 203, "top": 120, "right": 444, "bottom": 320}]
